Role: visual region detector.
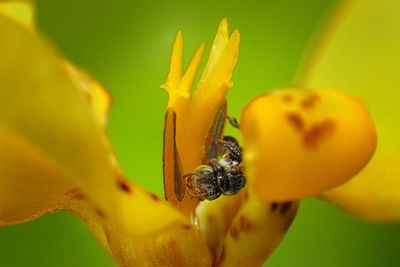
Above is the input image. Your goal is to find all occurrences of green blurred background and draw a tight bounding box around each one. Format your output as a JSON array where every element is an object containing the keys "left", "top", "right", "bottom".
[{"left": 1, "top": 0, "right": 400, "bottom": 266}]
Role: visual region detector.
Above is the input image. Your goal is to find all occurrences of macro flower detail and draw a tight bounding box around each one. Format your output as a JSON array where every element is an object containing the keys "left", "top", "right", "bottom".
[
  {"left": 297, "top": 0, "right": 400, "bottom": 222},
  {"left": 161, "top": 19, "right": 298, "bottom": 266},
  {"left": 0, "top": 0, "right": 397, "bottom": 266},
  {"left": 241, "top": 88, "right": 376, "bottom": 201},
  {"left": 0, "top": 3, "right": 297, "bottom": 266}
]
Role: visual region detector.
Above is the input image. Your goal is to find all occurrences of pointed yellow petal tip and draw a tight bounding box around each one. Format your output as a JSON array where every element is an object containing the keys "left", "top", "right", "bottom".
[
  {"left": 219, "top": 18, "right": 228, "bottom": 33},
  {"left": 162, "top": 30, "right": 183, "bottom": 93},
  {"left": 240, "top": 88, "right": 377, "bottom": 201}
]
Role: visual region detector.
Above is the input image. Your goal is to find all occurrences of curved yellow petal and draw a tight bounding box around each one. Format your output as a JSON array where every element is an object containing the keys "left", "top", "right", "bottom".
[
  {"left": 0, "top": 12, "right": 186, "bottom": 238},
  {"left": 298, "top": 0, "right": 400, "bottom": 221},
  {"left": 0, "top": 122, "right": 71, "bottom": 224},
  {"left": 0, "top": 0, "right": 34, "bottom": 30},
  {"left": 195, "top": 193, "right": 244, "bottom": 261},
  {"left": 240, "top": 88, "right": 376, "bottom": 201},
  {"left": 195, "top": 187, "right": 297, "bottom": 267},
  {"left": 63, "top": 189, "right": 212, "bottom": 267},
  {"left": 63, "top": 61, "right": 111, "bottom": 127},
  {"left": 218, "top": 187, "right": 298, "bottom": 266},
  {"left": 185, "top": 19, "right": 240, "bottom": 175},
  {"left": 162, "top": 32, "right": 204, "bottom": 213}
]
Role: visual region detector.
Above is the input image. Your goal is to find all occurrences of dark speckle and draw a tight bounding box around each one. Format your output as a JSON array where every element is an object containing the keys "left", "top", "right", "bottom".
[
  {"left": 286, "top": 113, "right": 304, "bottom": 131},
  {"left": 301, "top": 94, "right": 320, "bottom": 109},
  {"left": 243, "top": 191, "right": 249, "bottom": 201},
  {"left": 117, "top": 180, "right": 131, "bottom": 193},
  {"left": 149, "top": 192, "right": 160, "bottom": 201},
  {"left": 281, "top": 94, "right": 293, "bottom": 104},
  {"left": 280, "top": 202, "right": 293, "bottom": 215},
  {"left": 239, "top": 216, "right": 252, "bottom": 232},
  {"left": 229, "top": 215, "right": 253, "bottom": 240},
  {"left": 182, "top": 224, "right": 191, "bottom": 230},
  {"left": 95, "top": 208, "right": 106, "bottom": 219},
  {"left": 304, "top": 119, "right": 336, "bottom": 148},
  {"left": 65, "top": 188, "right": 86, "bottom": 200},
  {"left": 270, "top": 202, "right": 279, "bottom": 213},
  {"left": 230, "top": 225, "right": 239, "bottom": 240}
]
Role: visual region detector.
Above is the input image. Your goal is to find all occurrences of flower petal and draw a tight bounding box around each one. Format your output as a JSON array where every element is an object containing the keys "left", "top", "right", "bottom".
[
  {"left": 195, "top": 187, "right": 298, "bottom": 266},
  {"left": 240, "top": 88, "right": 376, "bottom": 201},
  {"left": 0, "top": 12, "right": 186, "bottom": 236},
  {"left": 218, "top": 188, "right": 298, "bottom": 266},
  {"left": 183, "top": 20, "right": 240, "bottom": 175},
  {"left": 162, "top": 20, "right": 240, "bottom": 214},
  {"left": 0, "top": 0, "right": 34, "bottom": 30},
  {"left": 162, "top": 32, "right": 205, "bottom": 213},
  {"left": 195, "top": 193, "right": 244, "bottom": 260},
  {"left": 63, "top": 61, "right": 111, "bottom": 127},
  {"left": 298, "top": 0, "right": 400, "bottom": 221},
  {"left": 64, "top": 191, "right": 212, "bottom": 267},
  {"left": 0, "top": 11, "right": 214, "bottom": 266}
]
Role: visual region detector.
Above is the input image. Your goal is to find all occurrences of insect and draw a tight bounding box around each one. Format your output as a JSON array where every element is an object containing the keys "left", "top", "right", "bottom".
[
  {"left": 183, "top": 103, "right": 246, "bottom": 201},
  {"left": 184, "top": 135, "right": 246, "bottom": 200}
]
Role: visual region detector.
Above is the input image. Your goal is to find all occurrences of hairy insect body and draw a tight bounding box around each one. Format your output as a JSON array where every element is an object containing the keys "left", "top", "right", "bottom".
[{"left": 186, "top": 136, "right": 246, "bottom": 201}]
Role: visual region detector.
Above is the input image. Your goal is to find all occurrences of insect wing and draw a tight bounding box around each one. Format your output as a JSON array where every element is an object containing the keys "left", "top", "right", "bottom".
[
  {"left": 203, "top": 101, "right": 227, "bottom": 163},
  {"left": 163, "top": 109, "right": 185, "bottom": 201}
]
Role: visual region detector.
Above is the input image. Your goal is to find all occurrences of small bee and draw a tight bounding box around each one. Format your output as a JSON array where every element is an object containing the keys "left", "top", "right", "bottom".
[
  {"left": 163, "top": 102, "right": 246, "bottom": 202},
  {"left": 184, "top": 135, "right": 246, "bottom": 200},
  {"left": 180, "top": 101, "right": 246, "bottom": 201}
]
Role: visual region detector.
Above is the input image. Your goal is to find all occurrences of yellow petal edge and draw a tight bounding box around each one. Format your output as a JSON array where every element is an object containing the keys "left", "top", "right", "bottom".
[
  {"left": 0, "top": 5, "right": 212, "bottom": 267},
  {"left": 298, "top": 0, "right": 400, "bottom": 221},
  {"left": 241, "top": 88, "right": 376, "bottom": 201}
]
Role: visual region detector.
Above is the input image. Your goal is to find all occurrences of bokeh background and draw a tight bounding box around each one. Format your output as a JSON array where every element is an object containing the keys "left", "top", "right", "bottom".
[{"left": 1, "top": 0, "right": 400, "bottom": 266}]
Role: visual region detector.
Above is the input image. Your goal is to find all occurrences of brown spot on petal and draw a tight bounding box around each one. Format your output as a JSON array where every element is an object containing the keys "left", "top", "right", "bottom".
[
  {"left": 270, "top": 202, "right": 279, "bottom": 213},
  {"left": 301, "top": 94, "right": 320, "bottom": 110},
  {"left": 95, "top": 208, "right": 106, "bottom": 219},
  {"left": 286, "top": 113, "right": 304, "bottom": 131},
  {"left": 182, "top": 224, "right": 191, "bottom": 230},
  {"left": 304, "top": 119, "right": 336, "bottom": 148},
  {"left": 117, "top": 180, "right": 131, "bottom": 193},
  {"left": 280, "top": 201, "right": 293, "bottom": 215},
  {"left": 229, "top": 215, "right": 253, "bottom": 240},
  {"left": 281, "top": 94, "right": 293, "bottom": 104},
  {"left": 243, "top": 191, "right": 249, "bottom": 201},
  {"left": 65, "top": 188, "right": 86, "bottom": 200},
  {"left": 230, "top": 225, "right": 239, "bottom": 240},
  {"left": 207, "top": 214, "right": 215, "bottom": 223},
  {"left": 149, "top": 192, "right": 160, "bottom": 201},
  {"left": 238, "top": 215, "right": 252, "bottom": 232}
]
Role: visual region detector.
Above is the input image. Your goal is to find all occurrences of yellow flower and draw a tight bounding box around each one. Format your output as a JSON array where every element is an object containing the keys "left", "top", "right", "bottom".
[
  {"left": 0, "top": 2, "right": 297, "bottom": 266},
  {"left": 296, "top": 0, "right": 400, "bottom": 222},
  {"left": 0, "top": 0, "right": 393, "bottom": 266}
]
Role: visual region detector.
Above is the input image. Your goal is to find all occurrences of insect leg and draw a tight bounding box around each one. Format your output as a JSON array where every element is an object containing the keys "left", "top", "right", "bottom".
[{"left": 226, "top": 115, "right": 240, "bottom": 129}]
